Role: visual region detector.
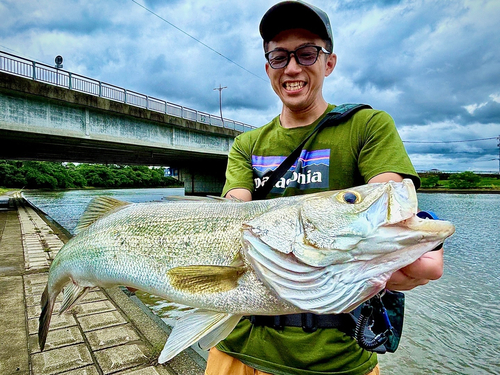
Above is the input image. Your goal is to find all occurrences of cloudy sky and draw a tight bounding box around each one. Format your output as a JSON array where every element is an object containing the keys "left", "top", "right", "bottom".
[{"left": 1, "top": 0, "right": 499, "bottom": 172}]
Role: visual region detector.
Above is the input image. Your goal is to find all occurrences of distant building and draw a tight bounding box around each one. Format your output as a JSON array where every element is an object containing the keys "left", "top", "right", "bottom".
[{"left": 164, "top": 167, "right": 179, "bottom": 179}]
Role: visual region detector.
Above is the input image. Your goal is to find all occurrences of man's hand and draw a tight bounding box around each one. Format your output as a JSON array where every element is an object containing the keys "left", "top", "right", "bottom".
[{"left": 386, "top": 248, "right": 444, "bottom": 291}]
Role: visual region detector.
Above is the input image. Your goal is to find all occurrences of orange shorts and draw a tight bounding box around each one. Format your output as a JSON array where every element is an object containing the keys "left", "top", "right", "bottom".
[{"left": 205, "top": 347, "right": 381, "bottom": 375}]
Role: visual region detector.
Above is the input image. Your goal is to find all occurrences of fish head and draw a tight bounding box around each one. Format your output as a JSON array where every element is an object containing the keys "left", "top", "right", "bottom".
[
  {"left": 244, "top": 179, "right": 455, "bottom": 314},
  {"left": 295, "top": 179, "right": 454, "bottom": 267}
]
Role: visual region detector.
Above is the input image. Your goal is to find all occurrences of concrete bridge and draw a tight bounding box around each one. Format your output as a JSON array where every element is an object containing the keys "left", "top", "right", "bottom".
[{"left": 0, "top": 52, "right": 255, "bottom": 195}]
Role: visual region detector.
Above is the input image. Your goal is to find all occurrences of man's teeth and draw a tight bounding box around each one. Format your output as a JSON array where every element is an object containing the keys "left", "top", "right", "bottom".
[{"left": 285, "top": 82, "right": 305, "bottom": 90}]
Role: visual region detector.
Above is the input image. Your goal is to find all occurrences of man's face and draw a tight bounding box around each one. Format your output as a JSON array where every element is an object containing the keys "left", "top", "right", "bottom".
[{"left": 265, "top": 28, "right": 337, "bottom": 114}]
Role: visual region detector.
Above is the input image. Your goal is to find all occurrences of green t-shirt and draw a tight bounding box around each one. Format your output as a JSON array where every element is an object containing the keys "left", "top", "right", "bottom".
[
  {"left": 218, "top": 104, "right": 419, "bottom": 374},
  {"left": 222, "top": 104, "right": 419, "bottom": 198}
]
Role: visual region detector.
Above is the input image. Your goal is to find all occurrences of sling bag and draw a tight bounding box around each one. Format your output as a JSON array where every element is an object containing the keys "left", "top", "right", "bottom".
[{"left": 252, "top": 103, "right": 372, "bottom": 200}]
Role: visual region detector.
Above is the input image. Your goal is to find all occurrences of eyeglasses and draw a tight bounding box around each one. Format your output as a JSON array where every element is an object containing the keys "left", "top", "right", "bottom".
[{"left": 265, "top": 45, "right": 331, "bottom": 69}]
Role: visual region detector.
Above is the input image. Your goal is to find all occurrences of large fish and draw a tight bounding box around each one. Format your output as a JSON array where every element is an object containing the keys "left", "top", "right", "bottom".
[{"left": 38, "top": 179, "right": 454, "bottom": 363}]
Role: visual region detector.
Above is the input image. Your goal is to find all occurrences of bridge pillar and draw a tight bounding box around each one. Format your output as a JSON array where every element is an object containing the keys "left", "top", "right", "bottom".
[{"left": 178, "top": 160, "right": 227, "bottom": 196}]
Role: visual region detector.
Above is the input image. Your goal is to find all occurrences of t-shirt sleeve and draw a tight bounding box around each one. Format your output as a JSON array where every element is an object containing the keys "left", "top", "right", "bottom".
[
  {"left": 221, "top": 135, "right": 255, "bottom": 197},
  {"left": 358, "top": 111, "right": 420, "bottom": 188}
]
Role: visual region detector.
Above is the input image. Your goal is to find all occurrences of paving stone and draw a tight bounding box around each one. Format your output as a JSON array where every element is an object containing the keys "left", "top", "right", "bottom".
[
  {"left": 94, "top": 343, "right": 150, "bottom": 374},
  {"left": 52, "top": 365, "right": 100, "bottom": 375},
  {"left": 27, "top": 261, "right": 50, "bottom": 270},
  {"left": 81, "top": 290, "right": 108, "bottom": 303},
  {"left": 86, "top": 324, "right": 141, "bottom": 351},
  {"left": 25, "top": 282, "right": 48, "bottom": 296},
  {"left": 72, "top": 300, "right": 116, "bottom": 316},
  {"left": 31, "top": 344, "right": 93, "bottom": 375},
  {"left": 24, "top": 273, "right": 49, "bottom": 286},
  {"left": 29, "top": 326, "right": 84, "bottom": 353},
  {"left": 28, "top": 311, "right": 77, "bottom": 334},
  {"left": 78, "top": 310, "right": 128, "bottom": 332},
  {"left": 122, "top": 366, "right": 173, "bottom": 374}
]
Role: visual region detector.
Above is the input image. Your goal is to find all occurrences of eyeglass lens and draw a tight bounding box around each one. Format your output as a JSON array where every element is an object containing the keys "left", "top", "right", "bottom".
[{"left": 267, "top": 46, "right": 323, "bottom": 69}]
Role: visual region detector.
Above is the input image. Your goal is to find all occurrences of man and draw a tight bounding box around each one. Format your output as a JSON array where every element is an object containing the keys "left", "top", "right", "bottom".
[{"left": 205, "top": 1, "right": 444, "bottom": 374}]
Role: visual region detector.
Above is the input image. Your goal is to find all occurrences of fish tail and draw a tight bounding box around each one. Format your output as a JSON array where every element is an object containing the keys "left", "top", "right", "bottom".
[{"left": 38, "top": 285, "right": 54, "bottom": 351}]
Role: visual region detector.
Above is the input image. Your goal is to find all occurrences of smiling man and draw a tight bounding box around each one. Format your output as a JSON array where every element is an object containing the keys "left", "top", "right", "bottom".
[{"left": 205, "top": 1, "right": 444, "bottom": 374}]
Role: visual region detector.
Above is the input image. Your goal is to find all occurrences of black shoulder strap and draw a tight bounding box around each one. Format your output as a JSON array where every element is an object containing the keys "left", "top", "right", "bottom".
[{"left": 253, "top": 104, "right": 372, "bottom": 200}]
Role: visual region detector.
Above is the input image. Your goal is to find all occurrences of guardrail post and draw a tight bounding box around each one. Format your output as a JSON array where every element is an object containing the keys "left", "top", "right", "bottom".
[
  {"left": 124, "top": 89, "right": 127, "bottom": 104},
  {"left": 68, "top": 72, "right": 72, "bottom": 90},
  {"left": 32, "top": 61, "right": 36, "bottom": 80},
  {"left": 99, "top": 81, "right": 102, "bottom": 97}
]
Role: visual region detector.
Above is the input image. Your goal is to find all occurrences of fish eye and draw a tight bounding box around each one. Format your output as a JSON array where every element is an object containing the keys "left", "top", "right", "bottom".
[{"left": 337, "top": 191, "right": 361, "bottom": 204}]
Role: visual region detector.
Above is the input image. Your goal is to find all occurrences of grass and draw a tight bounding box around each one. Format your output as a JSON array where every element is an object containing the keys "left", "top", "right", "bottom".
[
  {"left": 0, "top": 188, "right": 11, "bottom": 195},
  {"left": 421, "top": 176, "right": 500, "bottom": 190}
]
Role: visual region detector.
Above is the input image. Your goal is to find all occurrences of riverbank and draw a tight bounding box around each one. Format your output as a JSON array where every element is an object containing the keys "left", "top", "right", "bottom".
[
  {"left": 0, "top": 192, "right": 206, "bottom": 375},
  {"left": 419, "top": 188, "right": 500, "bottom": 194}
]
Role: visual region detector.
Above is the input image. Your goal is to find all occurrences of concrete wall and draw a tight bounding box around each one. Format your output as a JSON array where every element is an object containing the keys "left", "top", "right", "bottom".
[{"left": 0, "top": 72, "right": 240, "bottom": 195}]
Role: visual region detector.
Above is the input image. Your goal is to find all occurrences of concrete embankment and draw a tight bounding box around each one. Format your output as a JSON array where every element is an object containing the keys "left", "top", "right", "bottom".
[{"left": 0, "top": 193, "right": 206, "bottom": 375}]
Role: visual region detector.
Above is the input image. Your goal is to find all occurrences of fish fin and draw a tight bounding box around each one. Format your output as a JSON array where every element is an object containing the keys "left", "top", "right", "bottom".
[
  {"left": 197, "top": 313, "right": 242, "bottom": 350},
  {"left": 38, "top": 285, "right": 55, "bottom": 351},
  {"left": 59, "top": 283, "right": 90, "bottom": 314},
  {"left": 158, "top": 310, "right": 241, "bottom": 363},
  {"left": 168, "top": 265, "right": 246, "bottom": 294},
  {"left": 243, "top": 231, "right": 365, "bottom": 314},
  {"left": 74, "top": 196, "right": 130, "bottom": 234}
]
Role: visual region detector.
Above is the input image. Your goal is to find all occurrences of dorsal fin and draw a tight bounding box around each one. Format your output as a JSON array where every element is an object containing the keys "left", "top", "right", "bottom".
[
  {"left": 74, "top": 196, "right": 130, "bottom": 234},
  {"left": 162, "top": 195, "right": 239, "bottom": 203}
]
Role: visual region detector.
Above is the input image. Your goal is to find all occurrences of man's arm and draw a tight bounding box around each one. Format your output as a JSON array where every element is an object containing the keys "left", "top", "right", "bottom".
[
  {"left": 369, "top": 172, "right": 445, "bottom": 291},
  {"left": 225, "top": 188, "right": 252, "bottom": 202}
]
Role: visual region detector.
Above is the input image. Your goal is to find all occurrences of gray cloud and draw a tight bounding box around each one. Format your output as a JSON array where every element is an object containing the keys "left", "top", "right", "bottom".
[{"left": 1, "top": 0, "right": 499, "bottom": 172}]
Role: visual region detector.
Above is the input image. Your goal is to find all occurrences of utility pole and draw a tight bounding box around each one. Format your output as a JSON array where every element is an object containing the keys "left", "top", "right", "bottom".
[
  {"left": 497, "top": 135, "right": 500, "bottom": 174},
  {"left": 213, "top": 84, "right": 227, "bottom": 127}
]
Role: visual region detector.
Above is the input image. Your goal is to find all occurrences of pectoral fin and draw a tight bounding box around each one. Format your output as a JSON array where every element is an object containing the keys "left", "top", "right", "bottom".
[
  {"left": 158, "top": 310, "right": 242, "bottom": 363},
  {"left": 168, "top": 265, "right": 246, "bottom": 294}
]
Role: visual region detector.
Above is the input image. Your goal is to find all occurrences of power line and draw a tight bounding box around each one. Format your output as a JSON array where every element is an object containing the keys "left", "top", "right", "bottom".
[
  {"left": 130, "top": 0, "right": 267, "bottom": 82},
  {"left": 402, "top": 137, "right": 497, "bottom": 144}
]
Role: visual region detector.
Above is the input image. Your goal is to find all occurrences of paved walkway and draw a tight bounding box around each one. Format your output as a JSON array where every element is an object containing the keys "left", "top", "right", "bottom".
[{"left": 0, "top": 194, "right": 206, "bottom": 375}]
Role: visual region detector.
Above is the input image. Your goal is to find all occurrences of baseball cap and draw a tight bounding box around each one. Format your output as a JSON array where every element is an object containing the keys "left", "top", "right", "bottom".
[{"left": 259, "top": 1, "right": 334, "bottom": 52}]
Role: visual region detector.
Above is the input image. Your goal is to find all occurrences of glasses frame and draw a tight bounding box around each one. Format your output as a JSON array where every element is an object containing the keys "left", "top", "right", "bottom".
[{"left": 265, "top": 45, "right": 331, "bottom": 69}]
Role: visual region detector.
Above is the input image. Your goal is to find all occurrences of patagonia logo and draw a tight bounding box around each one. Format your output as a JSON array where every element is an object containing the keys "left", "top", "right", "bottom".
[{"left": 252, "top": 149, "right": 330, "bottom": 192}]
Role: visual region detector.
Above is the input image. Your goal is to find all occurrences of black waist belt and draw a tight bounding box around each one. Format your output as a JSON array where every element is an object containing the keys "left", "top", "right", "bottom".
[{"left": 247, "top": 313, "right": 355, "bottom": 333}]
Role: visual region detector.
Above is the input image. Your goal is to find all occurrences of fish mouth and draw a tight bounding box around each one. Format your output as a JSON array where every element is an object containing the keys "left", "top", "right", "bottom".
[{"left": 400, "top": 215, "right": 455, "bottom": 240}]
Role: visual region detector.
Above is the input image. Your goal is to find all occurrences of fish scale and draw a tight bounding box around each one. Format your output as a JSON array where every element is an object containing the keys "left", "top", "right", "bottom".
[{"left": 38, "top": 179, "right": 454, "bottom": 363}]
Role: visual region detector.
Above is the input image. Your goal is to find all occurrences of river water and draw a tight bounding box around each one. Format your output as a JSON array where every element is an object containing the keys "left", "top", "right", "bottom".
[{"left": 22, "top": 188, "right": 500, "bottom": 375}]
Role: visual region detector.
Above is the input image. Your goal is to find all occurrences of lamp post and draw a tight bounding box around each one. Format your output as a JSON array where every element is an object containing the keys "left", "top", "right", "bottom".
[
  {"left": 55, "top": 55, "right": 63, "bottom": 86},
  {"left": 213, "top": 84, "right": 227, "bottom": 127}
]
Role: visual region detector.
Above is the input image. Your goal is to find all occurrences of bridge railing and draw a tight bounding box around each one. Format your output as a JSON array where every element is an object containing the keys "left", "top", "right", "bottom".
[{"left": 0, "top": 50, "right": 256, "bottom": 133}]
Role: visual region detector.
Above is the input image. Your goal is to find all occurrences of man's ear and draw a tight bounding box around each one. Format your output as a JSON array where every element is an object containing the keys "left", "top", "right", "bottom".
[
  {"left": 265, "top": 62, "right": 271, "bottom": 77},
  {"left": 325, "top": 53, "right": 337, "bottom": 77}
]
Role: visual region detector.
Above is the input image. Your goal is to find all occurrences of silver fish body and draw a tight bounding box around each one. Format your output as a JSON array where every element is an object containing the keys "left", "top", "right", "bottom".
[{"left": 38, "top": 179, "right": 455, "bottom": 363}]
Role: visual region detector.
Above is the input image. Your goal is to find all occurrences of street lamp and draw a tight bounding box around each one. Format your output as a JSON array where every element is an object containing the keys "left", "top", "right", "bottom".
[
  {"left": 213, "top": 84, "right": 227, "bottom": 127},
  {"left": 54, "top": 55, "right": 63, "bottom": 86}
]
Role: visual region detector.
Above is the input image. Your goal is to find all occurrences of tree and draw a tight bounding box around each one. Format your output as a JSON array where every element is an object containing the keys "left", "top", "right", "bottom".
[
  {"left": 448, "top": 171, "right": 481, "bottom": 189},
  {"left": 421, "top": 175, "right": 440, "bottom": 188}
]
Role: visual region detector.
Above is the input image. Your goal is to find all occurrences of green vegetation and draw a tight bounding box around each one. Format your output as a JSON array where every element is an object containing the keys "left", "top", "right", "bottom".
[
  {"left": 421, "top": 175, "right": 440, "bottom": 188},
  {"left": 420, "top": 171, "right": 500, "bottom": 190},
  {"left": 0, "top": 160, "right": 183, "bottom": 190}
]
